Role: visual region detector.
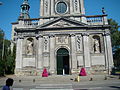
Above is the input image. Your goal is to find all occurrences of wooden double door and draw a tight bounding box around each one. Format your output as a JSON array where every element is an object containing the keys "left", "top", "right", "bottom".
[{"left": 57, "top": 48, "right": 69, "bottom": 75}]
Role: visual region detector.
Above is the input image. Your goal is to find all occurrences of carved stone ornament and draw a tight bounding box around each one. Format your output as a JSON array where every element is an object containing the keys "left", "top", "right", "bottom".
[
  {"left": 56, "top": 35, "right": 69, "bottom": 44},
  {"left": 44, "top": 0, "right": 48, "bottom": 13},
  {"left": 53, "top": 20, "right": 72, "bottom": 27},
  {"left": 17, "top": 36, "right": 24, "bottom": 39},
  {"left": 74, "top": 0, "right": 78, "bottom": 11},
  {"left": 43, "top": 36, "right": 49, "bottom": 51},
  {"left": 76, "top": 35, "right": 82, "bottom": 51},
  {"left": 82, "top": 33, "right": 89, "bottom": 36}
]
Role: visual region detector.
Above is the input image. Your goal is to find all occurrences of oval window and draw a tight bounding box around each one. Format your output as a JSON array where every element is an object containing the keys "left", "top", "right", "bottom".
[{"left": 56, "top": 2, "right": 67, "bottom": 14}]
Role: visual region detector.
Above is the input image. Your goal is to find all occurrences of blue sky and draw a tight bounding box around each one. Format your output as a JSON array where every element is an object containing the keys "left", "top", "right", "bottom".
[{"left": 0, "top": 0, "right": 120, "bottom": 40}]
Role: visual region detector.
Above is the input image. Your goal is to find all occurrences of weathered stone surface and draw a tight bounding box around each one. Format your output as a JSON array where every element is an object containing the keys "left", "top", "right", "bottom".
[{"left": 12, "top": 0, "right": 113, "bottom": 76}]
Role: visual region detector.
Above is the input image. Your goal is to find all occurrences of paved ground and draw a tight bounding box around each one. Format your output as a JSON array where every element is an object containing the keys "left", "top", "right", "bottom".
[{"left": 0, "top": 74, "right": 120, "bottom": 90}]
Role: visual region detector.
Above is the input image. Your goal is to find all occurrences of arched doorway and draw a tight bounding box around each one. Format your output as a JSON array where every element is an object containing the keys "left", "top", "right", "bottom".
[{"left": 57, "top": 48, "right": 69, "bottom": 75}]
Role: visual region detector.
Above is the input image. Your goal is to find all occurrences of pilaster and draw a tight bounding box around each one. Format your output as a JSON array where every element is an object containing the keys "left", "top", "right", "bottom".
[
  {"left": 51, "top": 0, "right": 55, "bottom": 16},
  {"left": 40, "top": 0, "right": 44, "bottom": 16},
  {"left": 70, "top": 0, "right": 73, "bottom": 14},
  {"left": 49, "top": 35, "right": 55, "bottom": 73},
  {"left": 82, "top": 33, "right": 91, "bottom": 68},
  {"left": 103, "top": 31, "right": 113, "bottom": 74},
  {"left": 70, "top": 34, "right": 77, "bottom": 71},
  {"left": 15, "top": 36, "right": 23, "bottom": 69},
  {"left": 80, "top": 0, "right": 85, "bottom": 15},
  {"left": 37, "top": 35, "right": 43, "bottom": 69}
]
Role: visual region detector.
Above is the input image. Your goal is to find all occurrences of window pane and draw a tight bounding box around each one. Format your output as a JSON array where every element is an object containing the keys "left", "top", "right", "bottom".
[{"left": 57, "top": 2, "right": 67, "bottom": 14}]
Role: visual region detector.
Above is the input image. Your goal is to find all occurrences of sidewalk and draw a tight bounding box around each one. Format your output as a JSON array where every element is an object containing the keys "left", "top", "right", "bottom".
[
  {"left": 0, "top": 74, "right": 119, "bottom": 85},
  {"left": 0, "top": 74, "right": 120, "bottom": 90}
]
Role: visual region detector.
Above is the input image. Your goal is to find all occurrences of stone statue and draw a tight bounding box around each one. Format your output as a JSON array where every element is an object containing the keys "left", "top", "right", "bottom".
[
  {"left": 94, "top": 39, "right": 100, "bottom": 53},
  {"left": 27, "top": 40, "right": 33, "bottom": 55}
]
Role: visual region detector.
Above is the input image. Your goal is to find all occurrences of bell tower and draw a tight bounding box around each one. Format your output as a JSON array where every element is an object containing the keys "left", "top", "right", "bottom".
[
  {"left": 40, "top": 0, "right": 86, "bottom": 17},
  {"left": 19, "top": 0, "right": 30, "bottom": 19}
]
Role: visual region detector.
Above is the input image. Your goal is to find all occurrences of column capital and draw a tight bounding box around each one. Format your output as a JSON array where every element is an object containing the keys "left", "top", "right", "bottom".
[
  {"left": 82, "top": 33, "right": 89, "bottom": 36},
  {"left": 70, "top": 34, "right": 76, "bottom": 37},
  {"left": 36, "top": 34, "right": 43, "bottom": 39},
  {"left": 17, "top": 36, "right": 24, "bottom": 39},
  {"left": 49, "top": 34, "right": 55, "bottom": 38},
  {"left": 103, "top": 32, "right": 110, "bottom": 36}
]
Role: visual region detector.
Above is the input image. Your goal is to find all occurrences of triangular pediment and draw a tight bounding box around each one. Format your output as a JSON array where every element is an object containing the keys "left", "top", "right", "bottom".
[{"left": 37, "top": 17, "right": 87, "bottom": 29}]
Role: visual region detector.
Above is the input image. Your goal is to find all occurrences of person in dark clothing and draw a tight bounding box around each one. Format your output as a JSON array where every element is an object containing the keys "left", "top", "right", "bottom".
[{"left": 2, "top": 78, "right": 14, "bottom": 90}]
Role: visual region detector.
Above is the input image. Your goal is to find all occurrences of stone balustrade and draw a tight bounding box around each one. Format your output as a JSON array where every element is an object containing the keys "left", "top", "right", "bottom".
[
  {"left": 18, "top": 18, "right": 39, "bottom": 28},
  {"left": 17, "top": 15, "right": 108, "bottom": 28},
  {"left": 86, "top": 15, "right": 108, "bottom": 25}
]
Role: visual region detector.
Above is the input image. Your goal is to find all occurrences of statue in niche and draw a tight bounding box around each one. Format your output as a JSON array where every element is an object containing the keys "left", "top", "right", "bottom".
[
  {"left": 26, "top": 40, "right": 33, "bottom": 55},
  {"left": 94, "top": 38, "right": 100, "bottom": 53}
]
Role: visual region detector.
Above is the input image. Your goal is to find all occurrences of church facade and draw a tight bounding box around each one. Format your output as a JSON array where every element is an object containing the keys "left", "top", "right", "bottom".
[{"left": 11, "top": 0, "right": 113, "bottom": 75}]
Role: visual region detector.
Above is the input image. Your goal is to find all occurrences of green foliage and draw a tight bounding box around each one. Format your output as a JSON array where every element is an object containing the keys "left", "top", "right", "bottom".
[
  {"left": 0, "top": 29, "right": 4, "bottom": 76},
  {"left": 108, "top": 19, "right": 120, "bottom": 67},
  {"left": 5, "top": 45, "right": 16, "bottom": 74},
  {"left": 0, "top": 28, "right": 16, "bottom": 76},
  {"left": 108, "top": 19, "right": 120, "bottom": 49}
]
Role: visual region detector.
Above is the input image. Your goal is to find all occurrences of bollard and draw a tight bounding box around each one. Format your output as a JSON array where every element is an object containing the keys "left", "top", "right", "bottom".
[
  {"left": 63, "top": 69, "right": 65, "bottom": 75},
  {"left": 90, "top": 77, "right": 93, "bottom": 81},
  {"left": 104, "top": 76, "right": 107, "bottom": 80},
  {"left": 33, "top": 79, "right": 35, "bottom": 83},
  {"left": 74, "top": 78, "right": 77, "bottom": 82},
  {"left": 77, "top": 76, "right": 80, "bottom": 82},
  {"left": 19, "top": 80, "right": 21, "bottom": 83}
]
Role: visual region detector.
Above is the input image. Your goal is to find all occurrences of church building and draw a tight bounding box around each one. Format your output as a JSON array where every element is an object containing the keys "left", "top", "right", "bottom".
[{"left": 11, "top": 0, "right": 113, "bottom": 75}]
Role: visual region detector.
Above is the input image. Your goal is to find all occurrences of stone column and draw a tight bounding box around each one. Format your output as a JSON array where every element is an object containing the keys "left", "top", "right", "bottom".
[
  {"left": 37, "top": 35, "right": 43, "bottom": 69},
  {"left": 103, "top": 32, "right": 114, "bottom": 74},
  {"left": 82, "top": 33, "right": 91, "bottom": 68},
  {"left": 49, "top": 35, "right": 55, "bottom": 73},
  {"left": 70, "top": 34, "right": 77, "bottom": 71},
  {"left": 15, "top": 37, "right": 23, "bottom": 69}
]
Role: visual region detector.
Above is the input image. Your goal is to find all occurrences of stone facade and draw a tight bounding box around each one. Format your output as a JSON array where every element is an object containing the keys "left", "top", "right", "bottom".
[{"left": 11, "top": 0, "right": 113, "bottom": 75}]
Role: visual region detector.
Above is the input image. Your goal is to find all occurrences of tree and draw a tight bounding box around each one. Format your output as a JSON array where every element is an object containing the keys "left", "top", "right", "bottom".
[
  {"left": 0, "top": 28, "right": 16, "bottom": 76},
  {"left": 108, "top": 19, "right": 120, "bottom": 67},
  {"left": 0, "top": 28, "right": 5, "bottom": 76},
  {"left": 5, "top": 45, "right": 16, "bottom": 74}
]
